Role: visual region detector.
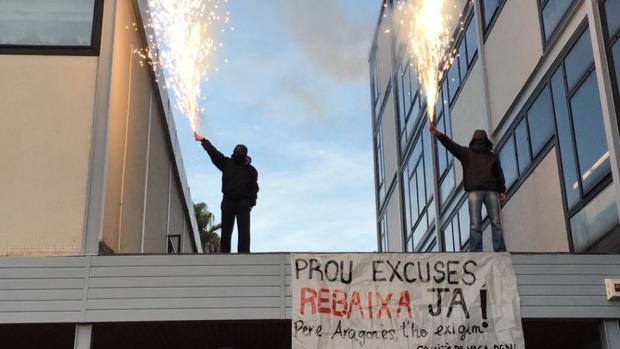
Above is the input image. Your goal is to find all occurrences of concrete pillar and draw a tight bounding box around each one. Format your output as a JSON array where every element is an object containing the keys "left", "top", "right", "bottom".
[
  {"left": 74, "top": 324, "right": 93, "bottom": 349},
  {"left": 600, "top": 320, "right": 620, "bottom": 349},
  {"left": 586, "top": 0, "right": 620, "bottom": 221}
]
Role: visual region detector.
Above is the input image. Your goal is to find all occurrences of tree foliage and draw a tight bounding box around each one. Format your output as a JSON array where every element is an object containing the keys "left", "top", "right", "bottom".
[{"left": 194, "top": 202, "right": 221, "bottom": 253}]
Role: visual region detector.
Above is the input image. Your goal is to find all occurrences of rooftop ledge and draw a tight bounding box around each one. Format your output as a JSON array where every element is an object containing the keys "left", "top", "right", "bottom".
[{"left": 0, "top": 252, "right": 618, "bottom": 324}]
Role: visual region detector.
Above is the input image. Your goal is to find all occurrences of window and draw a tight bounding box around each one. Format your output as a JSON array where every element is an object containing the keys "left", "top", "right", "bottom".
[
  {"left": 376, "top": 126, "right": 386, "bottom": 206},
  {"left": 0, "top": 0, "right": 102, "bottom": 54},
  {"left": 551, "top": 68, "right": 581, "bottom": 209},
  {"left": 442, "top": 199, "right": 471, "bottom": 252},
  {"left": 499, "top": 135, "right": 518, "bottom": 190},
  {"left": 564, "top": 30, "right": 594, "bottom": 91},
  {"left": 515, "top": 118, "right": 531, "bottom": 175},
  {"left": 167, "top": 234, "right": 181, "bottom": 254},
  {"left": 378, "top": 216, "right": 388, "bottom": 252},
  {"left": 569, "top": 72, "right": 610, "bottom": 194},
  {"left": 603, "top": 0, "right": 620, "bottom": 110},
  {"left": 403, "top": 124, "right": 435, "bottom": 251},
  {"left": 527, "top": 86, "right": 555, "bottom": 156},
  {"left": 481, "top": 0, "right": 503, "bottom": 32},
  {"left": 604, "top": 0, "right": 620, "bottom": 39},
  {"left": 446, "top": 10, "right": 478, "bottom": 106},
  {"left": 371, "top": 53, "right": 381, "bottom": 121},
  {"left": 539, "top": 0, "right": 576, "bottom": 43},
  {"left": 570, "top": 184, "right": 619, "bottom": 252},
  {"left": 465, "top": 17, "right": 479, "bottom": 65}
]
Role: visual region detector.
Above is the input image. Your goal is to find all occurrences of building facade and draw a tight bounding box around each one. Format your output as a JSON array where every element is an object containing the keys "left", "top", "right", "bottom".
[
  {"left": 370, "top": 0, "right": 620, "bottom": 255},
  {"left": 370, "top": 0, "right": 620, "bottom": 347},
  {"left": 0, "top": 0, "right": 201, "bottom": 256}
]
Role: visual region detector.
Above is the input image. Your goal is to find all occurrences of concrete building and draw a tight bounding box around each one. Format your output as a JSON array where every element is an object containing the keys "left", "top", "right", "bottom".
[
  {"left": 370, "top": 0, "right": 620, "bottom": 347},
  {"left": 0, "top": 0, "right": 201, "bottom": 256}
]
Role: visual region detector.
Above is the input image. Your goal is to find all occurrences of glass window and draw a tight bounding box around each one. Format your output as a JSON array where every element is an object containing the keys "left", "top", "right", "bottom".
[
  {"left": 465, "top": 17, "right": 478, "bottom": 66},
  {"left": 570, "top": 72, "right": 610, "bottom": 194},
  {"left": 459, "top": 40, "right": 468, "bottom": 81},
  {"left": 570, "top": 184, "right": 619, "bottom": 252},
  {"left": 0, "top": 0, "right": 96, "bottom": 46},
  {"left": 403, "top": 173, "right": 412, "bottom": 234},
  {"left": 527, "top": 86, "right": 555, "bottom": 156},
  {"left": 423, "top": 128, "right": 434, "bottom": 203},
  {"left": 410, "top": 172, "right": 419, "bottom": 217},
  {"left": 458, "top": 202, "right": 470, "bottom": 249},
  {"left": 541, "top": 0, "right": 575, "bottom": 42},
  {"left": 482, "top": 0, "right": 501, "bottom": 30},
  {"left": 551, "top": 68, "right": 581, "bottom": 209},
  {"left": 444, "top": 222, "right": 455, "bottom": 252},
  {"left": 515, "top": 118, "right": 531, "bottom": 175},
  {"left": 448, "top": 59, "right": 461, "bottom": 103},
  {"left": 564, "top": 29, "right": 594, "bottom": 91},
  {"left": 612, "top": 41, "right": 620, "bottom": 94},
  {"left": 604, "top": 0, "right": 620, "bottom": 38},
  {"left": 376, "top": 127, "right": 386, "bottom": 204},
  {"left": 499, "top": 136, "right": 518, "bottom": 189},
  {"left": 379, "top": 216, "right": 388, "bottom": 252},
  {"left": 412, "top": 212, "right": 427, "bottom": 248},
  {"left": 403, "top": 64, "right": 413, "bottom": 113},
  {"left": 440, "top": 167, "right": 455, "bottom": 205}
]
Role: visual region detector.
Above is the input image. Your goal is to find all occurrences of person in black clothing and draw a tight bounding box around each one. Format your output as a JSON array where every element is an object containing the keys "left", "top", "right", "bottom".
[
  {"left": 429, "top": 124, "right": 507, "bottom": 252},
  {"left": 194, "top": 132, "right": 259, "bottom": 253}
]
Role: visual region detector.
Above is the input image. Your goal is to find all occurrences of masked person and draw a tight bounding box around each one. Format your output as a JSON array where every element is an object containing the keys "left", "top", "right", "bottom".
[
  {"left": 194, "top": 132, "right": 259, "bottom": 253},
  {"left": 429, "top": 125, "right": 507, "bottom": 252}
]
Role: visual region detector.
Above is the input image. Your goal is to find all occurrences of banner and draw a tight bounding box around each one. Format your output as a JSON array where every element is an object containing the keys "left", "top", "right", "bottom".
[{"left": 291, "top": 253, "right": 524, "bottom": 349}]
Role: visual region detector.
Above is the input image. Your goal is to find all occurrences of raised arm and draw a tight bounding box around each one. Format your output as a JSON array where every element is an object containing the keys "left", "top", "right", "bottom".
[
  {"left": 429, "top": 124, "right": 467, "bottom": 161},
  {"left": 194, "top": 132, "right": 227, "bottom": 171}
]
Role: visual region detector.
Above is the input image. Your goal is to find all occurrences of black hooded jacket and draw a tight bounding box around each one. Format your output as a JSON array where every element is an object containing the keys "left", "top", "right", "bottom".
[
  {"left": 201, "top": 139, "right": 259, "bottom": 206},
  {"left": 437, "top": 133, "right": 506, "bottom": 194}
]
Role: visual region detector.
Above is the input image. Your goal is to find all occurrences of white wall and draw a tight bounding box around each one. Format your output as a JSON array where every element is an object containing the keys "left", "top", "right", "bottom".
[{"left": 0, "top": 55, "right": 97, "bottom": 256}]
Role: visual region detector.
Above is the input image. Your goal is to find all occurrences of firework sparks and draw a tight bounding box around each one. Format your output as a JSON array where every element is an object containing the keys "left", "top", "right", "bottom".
[
  {"left": 396, "top": 0, "right": 458, "bottom": 122},
  {"left": 141, "top": 0, "right": 231, "bottom": 132}
]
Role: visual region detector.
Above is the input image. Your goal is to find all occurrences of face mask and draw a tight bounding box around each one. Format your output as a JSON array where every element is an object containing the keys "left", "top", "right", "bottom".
[{"left": 232, "top": 153, "right": 246, "bottom": 164}]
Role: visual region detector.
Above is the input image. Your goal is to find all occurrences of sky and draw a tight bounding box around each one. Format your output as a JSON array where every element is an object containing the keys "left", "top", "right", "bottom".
[{"left": 171, "top": 0, "right": 382, "bottom": 252}]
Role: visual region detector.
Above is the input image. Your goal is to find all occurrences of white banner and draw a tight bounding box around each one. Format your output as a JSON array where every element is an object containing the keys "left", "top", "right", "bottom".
[{"left": 291, "top": 253, "right": 524, "bottom": 349}]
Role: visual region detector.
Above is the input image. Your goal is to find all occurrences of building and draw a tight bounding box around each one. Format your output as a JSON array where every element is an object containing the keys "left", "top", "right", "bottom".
[
  {"left": 0, "top": 0, "right": 201, "bottom": 256},
  {"left": 370, "top": 0, "right": 620, "bottom": 347},
  {"left": 0, "top": 0, "right": 618, "bottom": 348}
]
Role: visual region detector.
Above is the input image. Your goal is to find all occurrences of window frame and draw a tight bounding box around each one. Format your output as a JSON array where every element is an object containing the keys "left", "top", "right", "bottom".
[
  {"left": 536, "top": 0, "right": 580, "bottom": 50},
  {"left": 0, "top": 0, "right": 104, "bottom": 56},
  {"left": 481, "top": 0, "right": 507, "bottom": 41}
]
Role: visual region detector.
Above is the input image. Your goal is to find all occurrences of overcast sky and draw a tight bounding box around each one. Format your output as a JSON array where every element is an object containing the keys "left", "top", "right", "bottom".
[{"left": 172, "top": 0, "right": 381, "bottom": 252}]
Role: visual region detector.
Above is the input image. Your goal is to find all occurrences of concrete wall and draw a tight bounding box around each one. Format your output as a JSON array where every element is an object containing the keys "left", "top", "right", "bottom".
[
  {"left": 485, "top": 0, "right": 543, "bottom": 130},
  {"left": 501, "top": 150, "right": 570, "bottom": 252},
  {"left": 101, "top": 0, "right": 198, "bottom": 254},
  {"left": 0, "top": 55, "right": 97, "bottom": 256},
  {"left": 143, "top": 99, "right": 172, "bottom": 254}
]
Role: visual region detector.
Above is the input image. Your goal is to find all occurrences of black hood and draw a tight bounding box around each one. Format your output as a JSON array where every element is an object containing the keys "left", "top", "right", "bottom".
[{"left": 469, "top": 130, "right": 493, "bottom": 153}]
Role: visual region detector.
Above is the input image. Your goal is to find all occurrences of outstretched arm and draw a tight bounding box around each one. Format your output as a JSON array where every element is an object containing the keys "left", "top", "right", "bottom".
[
  {"left": 194, "top": 132, "right": 227, "bottom": 171},
  {"left": 429, "top": 123, "right": 467, "bottom": 161}
]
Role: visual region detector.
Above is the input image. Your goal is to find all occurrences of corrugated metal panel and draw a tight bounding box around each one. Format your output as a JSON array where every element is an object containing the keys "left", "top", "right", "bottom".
[
  {"left": 512, "top": 254, "right": 620, "bottom": 318},
  {"left": 0, "top": 257, "right": 87, "bottom": 323},
  {"left": 0, "top": 253, "right": 618, "bottom": 324},
  {"left": 85, "top": 254, "right": 285, "bottom": 322}
]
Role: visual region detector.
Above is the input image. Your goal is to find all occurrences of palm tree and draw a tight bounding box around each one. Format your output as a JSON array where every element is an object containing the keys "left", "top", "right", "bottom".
[{"left": 194, "top": 202, "right": 221, "bottom": 253}]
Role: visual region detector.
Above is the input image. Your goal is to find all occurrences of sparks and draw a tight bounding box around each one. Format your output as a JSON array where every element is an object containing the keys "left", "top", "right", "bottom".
[
  {"left": 396, "top": 0, "right": 456, "bottom": 122},
  {"left": 142, "top": 0, "right": 231, "bottom": 132}
]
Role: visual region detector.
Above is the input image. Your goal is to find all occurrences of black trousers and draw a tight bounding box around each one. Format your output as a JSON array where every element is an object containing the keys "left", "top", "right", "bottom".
[{"left": 220, "top": 198, "right": 251, "bottom": 253}]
